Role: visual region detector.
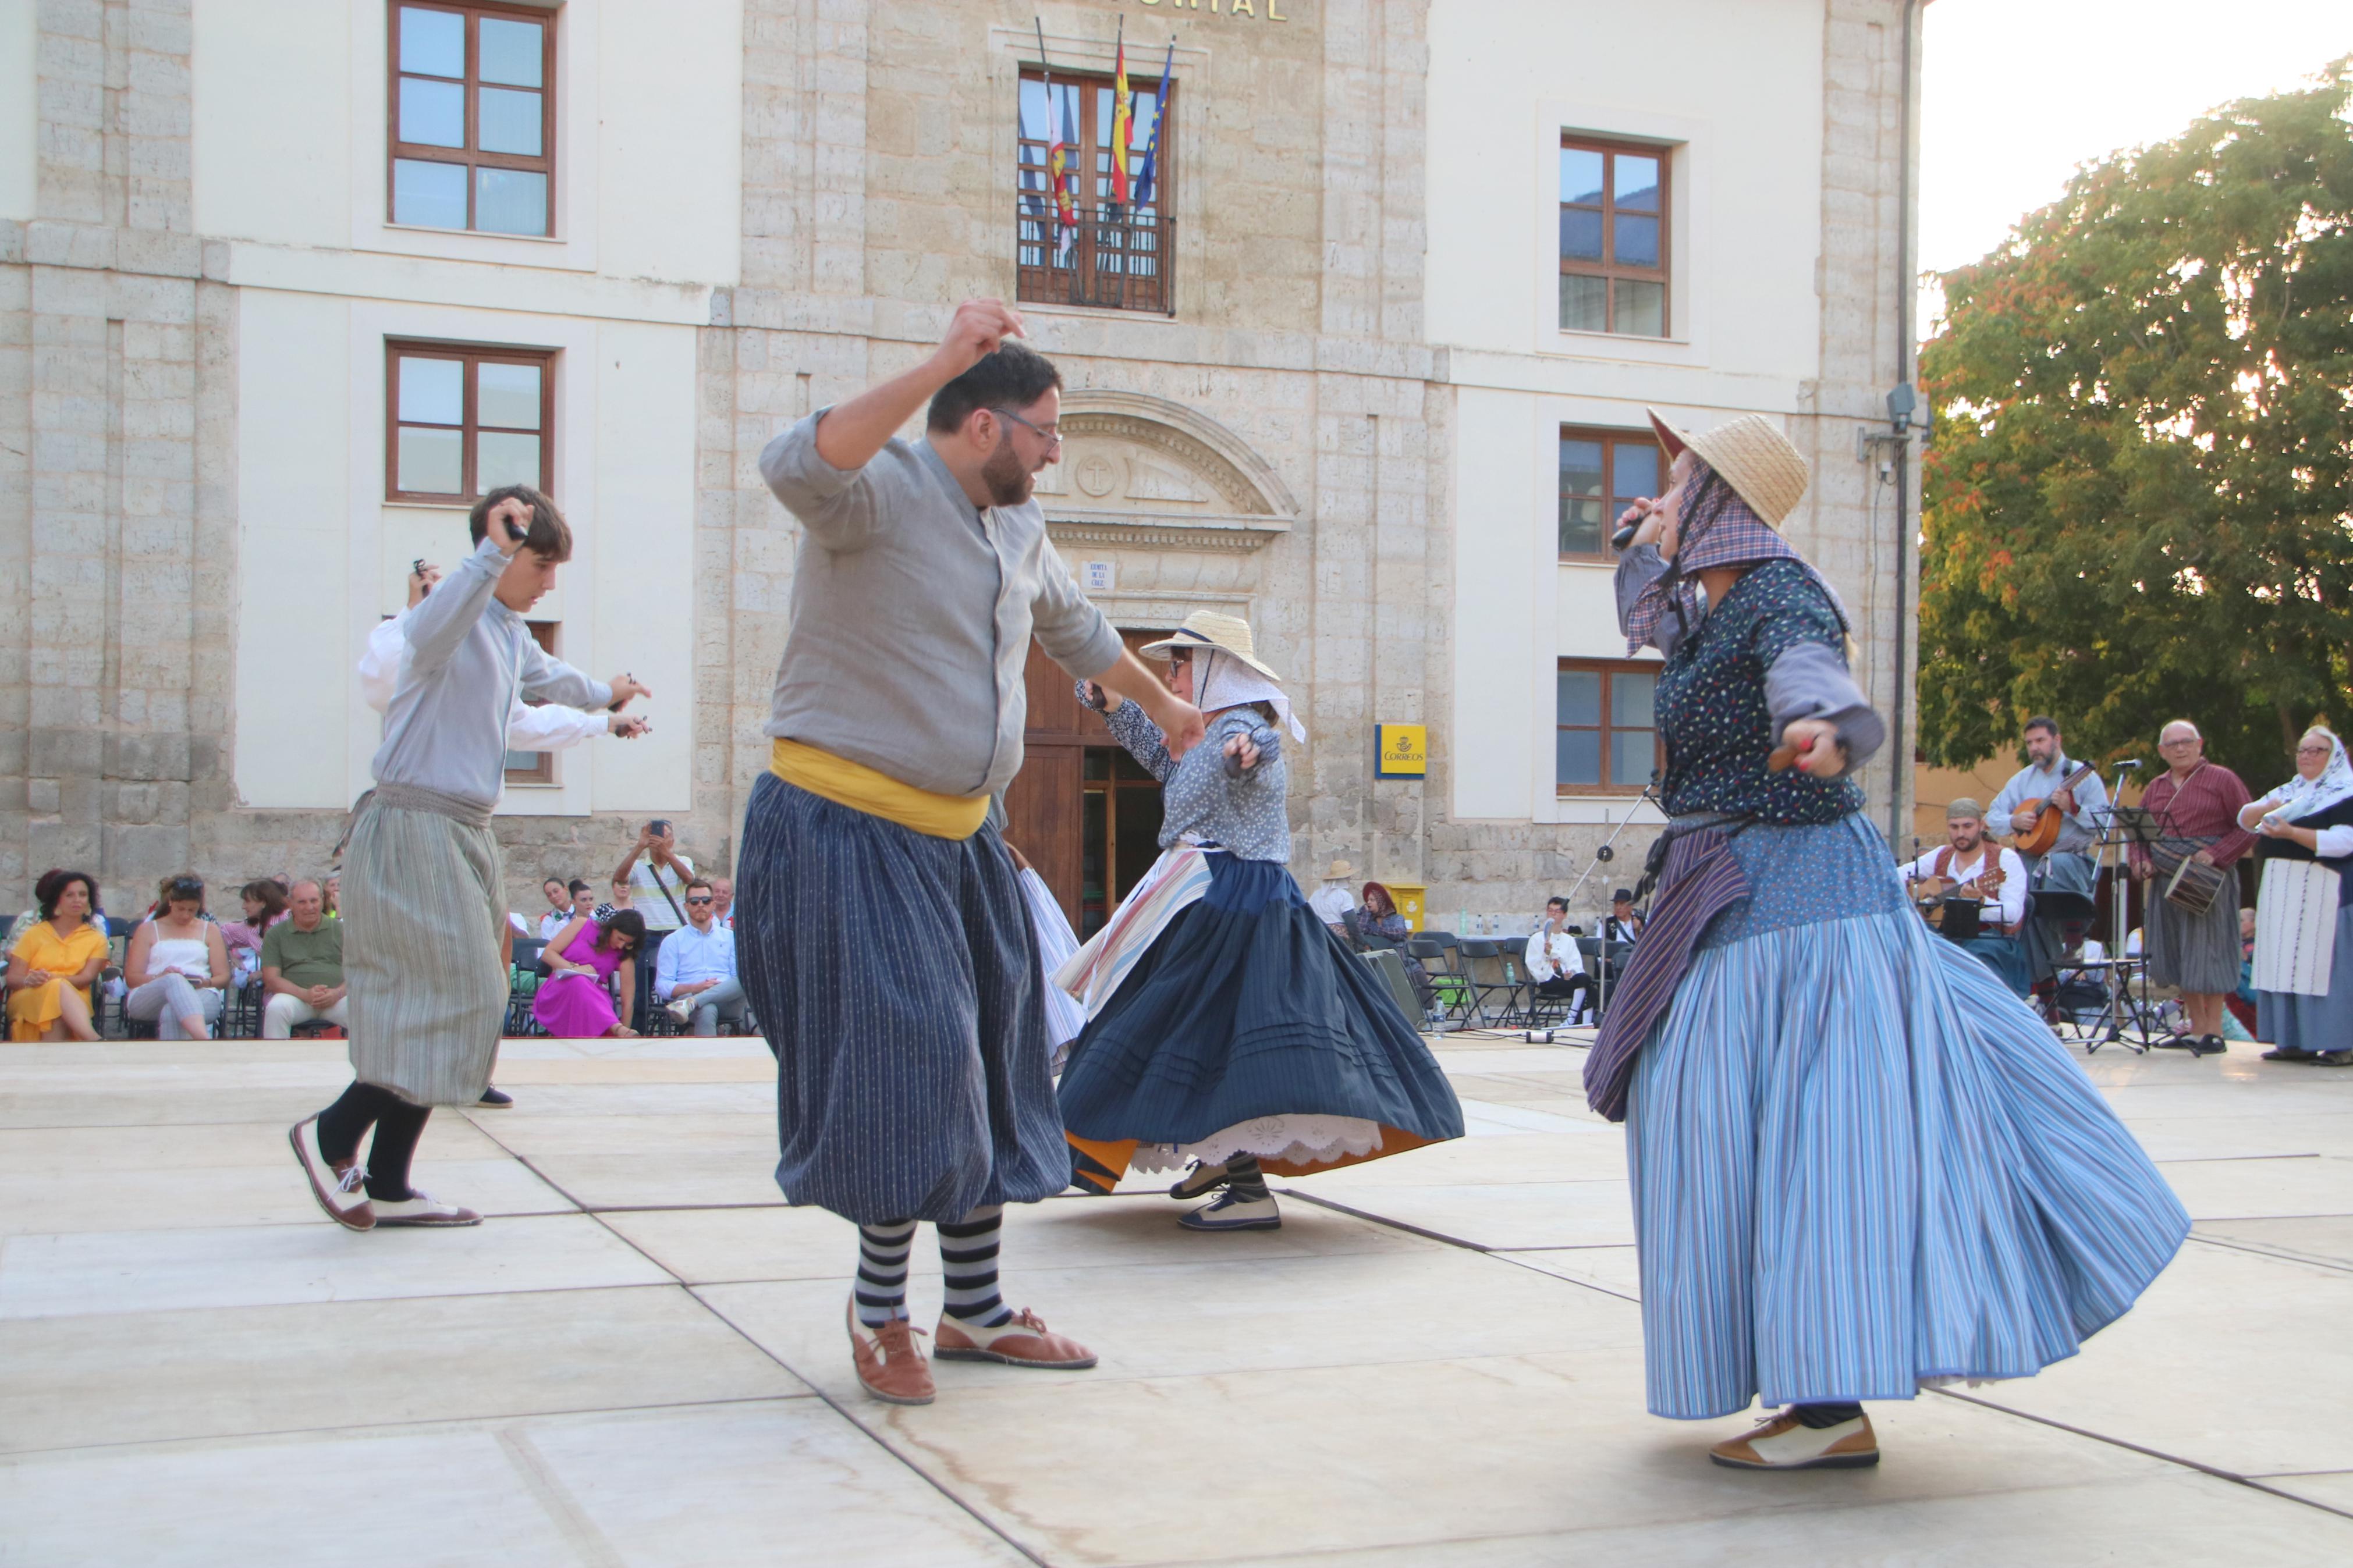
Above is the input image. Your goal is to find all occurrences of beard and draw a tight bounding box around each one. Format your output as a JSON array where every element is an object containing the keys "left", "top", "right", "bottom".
[{"left": 982, "top": 432, "right": 1035, "bottom": 507}]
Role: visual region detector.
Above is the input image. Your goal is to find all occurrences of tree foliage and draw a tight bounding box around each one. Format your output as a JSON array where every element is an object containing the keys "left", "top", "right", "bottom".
[{"left": 1918, "top": 59, "right": 2353, "bottom": 789}]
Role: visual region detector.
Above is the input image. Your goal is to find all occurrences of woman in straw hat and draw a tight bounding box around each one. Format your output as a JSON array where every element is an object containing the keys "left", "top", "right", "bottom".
[
  {"left": 1585, "top": 408, "right": 2186, "bottom": 1472},
  {"left": 1055, "top": 611, "right": 1463, "bottom": 1230}
]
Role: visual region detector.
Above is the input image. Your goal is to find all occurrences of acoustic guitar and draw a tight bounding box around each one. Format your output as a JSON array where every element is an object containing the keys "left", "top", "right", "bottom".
[{"left": 2010, "top": 761, "right": 2099, "bottom": 857}]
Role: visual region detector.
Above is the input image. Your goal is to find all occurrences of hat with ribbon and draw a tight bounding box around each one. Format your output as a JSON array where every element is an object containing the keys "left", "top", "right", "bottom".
[
  {"left": 1645, "top": 408, "right": 1809, "bottom": 528},
  {"left": 1140, "top": 611, "right": 1304, "bottom": 742},
  {"left": 1140, "top": 611, "right": 1282, "bottom": 682}
]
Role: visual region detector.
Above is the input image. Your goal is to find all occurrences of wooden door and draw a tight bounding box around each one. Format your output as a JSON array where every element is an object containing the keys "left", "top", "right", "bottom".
[{"left": 1003, "top": 630, "right": 1167, "bottom": 933}]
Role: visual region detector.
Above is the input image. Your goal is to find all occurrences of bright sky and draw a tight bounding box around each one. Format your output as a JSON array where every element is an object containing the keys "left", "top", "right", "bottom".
[{"left": 1920, "top": 0, "right": 2353, "bottom": 287}]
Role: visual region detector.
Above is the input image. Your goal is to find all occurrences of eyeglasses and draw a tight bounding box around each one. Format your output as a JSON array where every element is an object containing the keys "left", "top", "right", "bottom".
[
  {"left": 2157, "top": 737, "right": 2200, "bottom": 748},
  {"left": 991, "top": 407, "right": 1063, "bottom": 451},
  {"left": 686, "top": 895, "right": 713, "bottom": 905},
  {"left": 2298, "top": 745, "right": 2331, "bottom": 755},
  {"left": 168, "top": 878, "right": 203, "bottom": 897}
]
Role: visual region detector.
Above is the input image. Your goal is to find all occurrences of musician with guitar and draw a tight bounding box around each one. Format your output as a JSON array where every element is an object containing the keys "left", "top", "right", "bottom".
[
  {"left": 1903, "top": 798, "right": 2033, "bottom": 994},
  {"left": 1989, "top": 717, "right": 2110, "bottom": 986}
]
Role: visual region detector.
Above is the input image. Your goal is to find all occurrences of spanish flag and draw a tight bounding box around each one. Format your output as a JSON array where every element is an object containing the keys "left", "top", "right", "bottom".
[{"left": 1110, "top": 40, "right": 1133, "bottom": 209}]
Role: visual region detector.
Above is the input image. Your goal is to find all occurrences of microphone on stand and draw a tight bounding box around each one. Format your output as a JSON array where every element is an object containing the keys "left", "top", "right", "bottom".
[{"left": 2115, "top": 759, "right": 2143, "bottom": 769}]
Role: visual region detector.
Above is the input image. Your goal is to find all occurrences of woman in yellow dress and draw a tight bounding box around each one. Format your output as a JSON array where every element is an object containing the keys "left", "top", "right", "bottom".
[{"left": 6, "top": 870, "right": 109, "bottom": 1042}]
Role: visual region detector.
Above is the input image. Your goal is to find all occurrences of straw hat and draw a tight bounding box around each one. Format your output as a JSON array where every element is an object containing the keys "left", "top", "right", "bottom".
[
  {"left": 1645, "top": 408, "right": 1809, "bottom": 527},
  {"left": 1139, "top": 610, "right": 1282, "bottom": 683},
  {"left": 1323, "top": 858, "right": 1355, "bottom": 880}
]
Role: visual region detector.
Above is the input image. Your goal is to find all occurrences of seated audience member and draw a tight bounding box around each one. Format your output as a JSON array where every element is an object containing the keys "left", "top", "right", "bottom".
[
  {"left": 535, "top": 878, "right": 573, "bottom": 940},
  {"left": 6, "top": 869, "right": 108, "bottom": 1041},
  {"left": 534, "top": 909, "right": 648, "bottom": 1039},
  {"left": 8, "top": 869, "right": 112, "bottom": 948},
  {"left": 708, "top": 876, "right": 735, "bottom": 930},
  {"left": 1350, "top": 881, "right": 1433, "bottom": 1010},
  {"left": 1307, "top": 858, "right": 1358, "bottom": 935},
  {"left": 220, "top": 879, "right": 289, "bottom": 963},
  {"left": 322, "top": 874, "right": 340, "bottom": 920},
  {"left": 260, "top": 881, "right": 349, "bottom": 1037},
  {"left": 124, "top": 874, "right": 230, "bottom": 1039},
  {"left": 655, "top": 879, "right": 748, "bottom": 1036},
  {"left": 1604, "top": 889, "right": 1644, "bottom": 944},
  {"left": 1904, "top": 798, "right": 2032, "bottom": 994},
  {"left": 546, "top": 879, "right": 594, "bottom": 938},
  {"left": 594, "top": 878, "right": 633, "bottom": 922},
  {"left": 1525, "top": 896, "right": 1593, "bottom": 1020}
]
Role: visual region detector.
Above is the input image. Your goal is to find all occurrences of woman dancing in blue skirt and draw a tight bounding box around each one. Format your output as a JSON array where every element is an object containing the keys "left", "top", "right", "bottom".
[
  {"left": 1587, "top": 409, "right": 2188, "bottom": 1471},
  {"left": 1058, "top": 611, "right": 1463, "bottom": 1232}
]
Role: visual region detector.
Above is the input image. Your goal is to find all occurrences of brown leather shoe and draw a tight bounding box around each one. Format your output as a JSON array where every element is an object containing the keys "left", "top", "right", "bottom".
[
  {"left": 1709, "top": 1409, "right": 1878, "bottom": 1470},
  {"left": 934, "top": 1308, "right": 1099, "bottom": 1370},
  {"left": 289, "top": 1115, "right": 374, "bottom": 1232},
  {"left": 846, "top": 1299, "right": 934, "bottom": 1405}
]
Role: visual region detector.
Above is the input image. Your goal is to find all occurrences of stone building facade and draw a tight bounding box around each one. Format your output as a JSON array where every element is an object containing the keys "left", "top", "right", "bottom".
[{"left": 0, "top": 0, "right": 1922, "bottom": 935}]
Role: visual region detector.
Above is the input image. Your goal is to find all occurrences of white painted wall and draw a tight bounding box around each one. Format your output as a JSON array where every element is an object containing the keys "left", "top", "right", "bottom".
[
  {"left": 1431, "top": 0, "right": 1826, "bottom": 826},
  {"left": 191, "top": 0, "right": 740, "bottom": 289},
  {"left": 231, "top": 289, "right": 697, "bottom": 817},
  {"left": 0, "top": 0, "right": 34, "bottom": 221}
]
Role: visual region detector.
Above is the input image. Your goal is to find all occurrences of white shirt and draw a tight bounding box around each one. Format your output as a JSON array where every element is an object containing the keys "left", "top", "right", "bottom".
[
  {"left": 538, "top": 909, "right": 575, "bottom": 940},
  {"left": 654, "top": 921, "right": 736, "bottom": 999},
  {"left": 1904, "top": 842, "right": 2029, "bottom": 931},
  {"left": 1307, "top": 883, "right": 1354, "bottom": 926},
  {"left": 1525, "top": 927, "right": 1584, "bottom": 982},
  {"left": 361, "top": 610, "right": 608, "bottom": 752},
  {"left": 630, "top": 854, "right": 695, "bottom": 931}
]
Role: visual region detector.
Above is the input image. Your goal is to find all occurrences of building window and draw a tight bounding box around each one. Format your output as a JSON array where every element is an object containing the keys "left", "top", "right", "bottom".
[
  {"left": 1017, "top": 69, "right": 1174, "bottom": 314},
  {"left": 506, "top": 620, "right": 560, "bottom": 784},
  {"left": 1557, "top": 660, "right": 1661, "bottom": 794},
  {"left": 386, "top": 341, "right": 553, "bottom": 502},
  {"left": 1559, "top": 426, "right": 1665, "bottom": 560},
  {"left": 389, "top": 2, "right": 556, "bottom": 236},
  {"left": 1559, "top": 138, "right": 1667, "bottom": 336}
]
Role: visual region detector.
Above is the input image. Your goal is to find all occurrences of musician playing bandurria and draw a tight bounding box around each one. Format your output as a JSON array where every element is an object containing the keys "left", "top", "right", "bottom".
[
  {"left": 1582, "top": 406, "right": 2183, "bottom": 1476},
  {"left": 1989, "top": 716, "right": 2110, "bottom": 984},
  {"left": 1902, "top": 798, "right": 2031, "bottom": 995},
  {"left": 2129, "top": 720, "right": 2255, "bottom": 1053}
]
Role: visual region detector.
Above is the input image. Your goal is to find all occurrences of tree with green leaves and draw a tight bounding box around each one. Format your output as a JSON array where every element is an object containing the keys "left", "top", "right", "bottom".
[{"left": 1918, "top": 59, "right": 2353, "bottom": 788}]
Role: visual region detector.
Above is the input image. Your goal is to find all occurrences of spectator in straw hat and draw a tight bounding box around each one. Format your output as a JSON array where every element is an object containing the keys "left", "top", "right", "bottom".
[
  {"left": 1581, "top": 406, "right": 2185, "bottom": 1474},
  {"left": 1307, "top": 858, "right": 1358, "bottom": 933}
]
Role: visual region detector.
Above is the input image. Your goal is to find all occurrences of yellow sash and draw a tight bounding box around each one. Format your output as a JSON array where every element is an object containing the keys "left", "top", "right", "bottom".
[{"left": 768, "top": 738, "right": 989, "bottom": 840}]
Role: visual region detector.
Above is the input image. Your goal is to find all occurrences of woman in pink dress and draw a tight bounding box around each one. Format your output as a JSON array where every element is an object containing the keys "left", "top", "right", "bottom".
[{"left": 532, "top": 909, "right": 647, "bottom": 1039}]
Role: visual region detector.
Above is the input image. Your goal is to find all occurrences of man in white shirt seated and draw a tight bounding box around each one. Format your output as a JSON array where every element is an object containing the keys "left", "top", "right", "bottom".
[
  {"left": 1306, "top": 858, "right": 1357, "bottom": 935},
  {"left": 655, "top": 879, "right": 748, "bottom": 1036},
  {"left": 1904, "top": 798, "right": 2032, "bottom": 994},
  {"left": 1525, "top": 897, "right": 1592, "bottom": 1022}
]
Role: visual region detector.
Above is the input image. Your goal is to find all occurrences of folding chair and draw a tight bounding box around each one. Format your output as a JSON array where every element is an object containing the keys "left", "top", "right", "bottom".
[
  {"left": 1459, "top": 939, "right": 1526, "bottom": 1028},
  {"left": 1360, "top": 949, "right": 1427, "bottom": 1033},
  {"left": 1406, "top": 937, "right": 1467, "bottom": 1027}
]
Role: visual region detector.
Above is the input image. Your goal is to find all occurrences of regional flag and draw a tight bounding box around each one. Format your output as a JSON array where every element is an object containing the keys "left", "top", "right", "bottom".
[
  {"left": 1110, "top": 42, "right": 1133, "bottom": 209},
  {"left": 1132, "top": 41, "right": 1174, "bottom": 209},
  {"left": 1048, "top": 90, "right": 1077, "bottom": 232}
]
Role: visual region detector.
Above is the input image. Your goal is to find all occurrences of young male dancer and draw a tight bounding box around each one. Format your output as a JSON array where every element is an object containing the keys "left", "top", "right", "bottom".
[
  {"left": 292, "top": 486, "right": 640, "bottom": 1229},
  {"left": 743, "top": 298, "right": 1204, "bottom": 1405}
]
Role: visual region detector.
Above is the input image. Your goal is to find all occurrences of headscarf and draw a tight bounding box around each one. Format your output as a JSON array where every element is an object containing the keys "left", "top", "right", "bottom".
[
  {"left": 1622, "top": 463, "right": 1854, "bottom": 656},
  {"left": 2264, "top": 727, "right": 2353, "bottom": 824},
  {"left": 1195, "top": 648, "right": 1307, "bottom": 742}
]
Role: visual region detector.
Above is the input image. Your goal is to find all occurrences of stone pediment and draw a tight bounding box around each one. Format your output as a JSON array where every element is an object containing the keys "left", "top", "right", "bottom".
[{"left": 1036, "top": 392, "right": 1296, "bottom": 554}]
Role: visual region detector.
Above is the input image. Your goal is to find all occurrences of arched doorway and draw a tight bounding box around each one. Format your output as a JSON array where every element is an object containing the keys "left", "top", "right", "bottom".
[{"left": 1004, "top": 630, "right": 1168, "bottom": 936}]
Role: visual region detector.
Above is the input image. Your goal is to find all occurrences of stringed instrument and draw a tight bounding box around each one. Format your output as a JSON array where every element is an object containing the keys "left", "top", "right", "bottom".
[{"left": 2010, "top": 761, "right": 2100, "bottom": 856}]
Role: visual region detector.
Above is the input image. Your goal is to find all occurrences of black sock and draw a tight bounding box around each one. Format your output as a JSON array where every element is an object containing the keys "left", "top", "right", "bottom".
[
  {"left": 315, "top": 1080, "right": 402, "bottom": 1165},
  {"left": 1792, "top": 1402, "right": 1864, "bottom": 1428},
  {"left": 362, "top": 1100, "right": 433, "bottom": 1201},
  {"left": 1226, "top": 1155, "right": 1270, "bottom": 1201}
]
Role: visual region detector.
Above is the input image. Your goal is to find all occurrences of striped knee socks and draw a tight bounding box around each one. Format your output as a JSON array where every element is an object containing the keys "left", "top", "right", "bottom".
[
  {"left": 854, "top": 1218, "right": 917, "bottom": 1328},
  {"left": 938, "top": 1204, "right": 1015, "bottom": 1328},
  {"left": 1226, "top": 1155, "right": 1270, "bottom": 1202}
]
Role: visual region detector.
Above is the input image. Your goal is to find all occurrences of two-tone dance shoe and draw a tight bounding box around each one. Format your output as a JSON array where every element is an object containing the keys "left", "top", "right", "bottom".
[
  {"left": 847, "top": 1300, "right": 935, "bottom": 1405},
  {"left": 933, "top": 1309, "right": 1099, "bottom": 1371},
  {"left": 1708, "top": 1409, "right": 1880, "bottom": 1470},
  {"left": 1168, "top": 1160, "right": 1231, "bottom": 1201},
  {"left": 369, "top": 1190, "right": 483, "bottom": 1226},
  {"left": 289, "top": 1115, "right": 374, "bottom": 1231},
  {"left": 1178, "top": 1189, "right": 1281, "bottom": 1232}
]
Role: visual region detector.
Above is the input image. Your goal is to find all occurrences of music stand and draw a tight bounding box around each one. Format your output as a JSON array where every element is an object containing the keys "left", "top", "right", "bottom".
[{"left": 2083, "top": 796, "right": 2201, "bottom": 1053}]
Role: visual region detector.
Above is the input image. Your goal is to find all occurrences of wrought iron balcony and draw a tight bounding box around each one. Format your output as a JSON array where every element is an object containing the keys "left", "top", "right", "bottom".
[{"left": 1016, "top": 201, "right": 1174, "bottom": 315}]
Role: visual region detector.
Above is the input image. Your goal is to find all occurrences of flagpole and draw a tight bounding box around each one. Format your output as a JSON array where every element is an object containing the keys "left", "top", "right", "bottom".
[{"left": 1034, "top": 18, "right": 1072, "bottom": 272}]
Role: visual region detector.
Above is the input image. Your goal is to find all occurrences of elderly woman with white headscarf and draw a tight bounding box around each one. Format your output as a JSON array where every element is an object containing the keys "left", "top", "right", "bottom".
[{"left": 2238, "top": 726, "right": 2353, "bottom": 1066}]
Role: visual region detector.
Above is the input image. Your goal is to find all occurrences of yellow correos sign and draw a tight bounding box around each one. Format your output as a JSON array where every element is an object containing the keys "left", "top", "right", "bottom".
[{"left": 1375, "top": 723, "right": 1428, "bottom": 779}]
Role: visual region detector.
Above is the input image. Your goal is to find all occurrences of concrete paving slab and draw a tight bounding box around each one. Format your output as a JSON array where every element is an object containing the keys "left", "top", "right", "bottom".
[
  {"left": 2194, "top": 1215, "right": 2353, "bottom": 1272},
  {"left": 1504, "top": 1245, "right": 1644, "bottom": 1301},
  {"left": 0, "top": 1213, "right": 670, "bottom": 1319},
  {"left": 0, "top": 1285, "right": 803, "bottom": 1453},
  {"left": 2152, "top": 1154, "right": 2353, "bottom": 1221},
  {"left": 2260, "top": 1472, "right": 2353, "bottom": 1515},
  {"left": 0, "top": 1117, "right": 509, "bottom": 1174},
  {"left": 0, "top": 1155, "right": 575, "bottom": 1236},
  {"left": 1300, "top": 1178, "right": 1637, "bottom": 1250},
  {"left": 1308, "top": 1129, "right": 1629, "bottom": 1186}
]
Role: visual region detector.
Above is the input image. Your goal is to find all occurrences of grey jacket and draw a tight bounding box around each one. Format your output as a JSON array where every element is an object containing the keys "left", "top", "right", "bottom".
[{"left": 760, "top": 412, "right": 1125, "bottom": 798}]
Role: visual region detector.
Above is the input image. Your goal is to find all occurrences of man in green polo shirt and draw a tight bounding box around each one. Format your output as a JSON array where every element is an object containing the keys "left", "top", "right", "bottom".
[{"left": 261, "top": 881, "right": 348, "bottom": 1037}]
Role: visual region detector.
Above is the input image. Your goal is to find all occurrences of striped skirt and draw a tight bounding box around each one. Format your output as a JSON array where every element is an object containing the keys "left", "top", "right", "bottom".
[
  {"left": 2144, "top": 872, "right": 2242, "bottom": 994},
  {"left": 342, "top": 798, "right": 509, "bottom": 1106},
  {"left": 1628, "top": 815, "right": 2188, "bottom": 1420},
  {"left": 2257, "top": 899, "right": 2353, "bottom": 1053},
  {"left": 734, "top": 774, "right": 1069, "bottom": 1224}
]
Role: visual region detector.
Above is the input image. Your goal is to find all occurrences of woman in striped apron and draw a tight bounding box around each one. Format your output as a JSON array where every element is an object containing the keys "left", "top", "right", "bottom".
[
  {"left": 1587, "top": 409, "right": 2187, "bottom": 1473},
  {"left": 1055, "top": 611, "right": 1464, "bottom": 1231},
  {"left": 2240, "top": 727, "right": 2353, "bottom": 1066}
]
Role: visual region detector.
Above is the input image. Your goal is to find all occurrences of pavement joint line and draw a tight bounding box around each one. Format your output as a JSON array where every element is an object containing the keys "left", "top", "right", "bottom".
[
  {"left": 1276, "top": 1189, "right": 1495, "bottom": 1251},
  {"left": 2153, "top": 1151, "right": 2324, "bottom": 1164},
  {"left": 1926, "top": 1389, "right": 2353, "bottom": 1523},
  {"left": 462, "top": 1110, "right": 1056, "bottom": 1568},
  {"left": 2182, "top": 1233, "right": 2353, "bottom": 1275}
]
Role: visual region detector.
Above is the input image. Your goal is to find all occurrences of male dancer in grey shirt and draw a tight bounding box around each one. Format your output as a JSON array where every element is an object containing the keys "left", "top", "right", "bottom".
[{"left": 746, "top": 298, "right": 1204, "bottom": 1406}]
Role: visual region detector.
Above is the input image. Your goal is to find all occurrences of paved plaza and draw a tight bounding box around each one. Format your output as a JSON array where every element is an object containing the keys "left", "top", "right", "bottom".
[{"left": 2, "top": 1028, "right": 2350, "bottom": 1565}]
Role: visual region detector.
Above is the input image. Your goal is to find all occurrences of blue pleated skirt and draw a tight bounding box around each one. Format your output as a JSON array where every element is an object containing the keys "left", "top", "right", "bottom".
[
  {"left": 1628, "top": 814, "right": 2189, "bottom": 1420},
  {"left": 1056, "top": 856, "right": 1464, "bottom": 1162},
  {"left": 2256, "top": 901, "right": 2353, "bottom": 1052}
]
